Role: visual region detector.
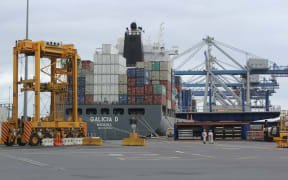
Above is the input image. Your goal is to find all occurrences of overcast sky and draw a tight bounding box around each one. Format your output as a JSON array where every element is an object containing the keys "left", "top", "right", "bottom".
[{"left": 1, "top": 0, "right": 288, "bottom": 113}]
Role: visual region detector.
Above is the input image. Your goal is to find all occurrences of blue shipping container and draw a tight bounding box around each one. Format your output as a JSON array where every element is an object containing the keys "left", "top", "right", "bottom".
[
  {"left": 136, "top": 95, "right": 145, "bottom": 104},
  {"left": 119, "top": 95, "right": 128, "bottom": 104},
  {"left": 127, "top": 68, "right": 136, "bottom": 78}
]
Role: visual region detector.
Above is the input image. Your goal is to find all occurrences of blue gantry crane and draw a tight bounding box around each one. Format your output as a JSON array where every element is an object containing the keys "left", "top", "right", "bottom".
[{"left": 172, "top": 36, "right": 288, "bottom": 121}]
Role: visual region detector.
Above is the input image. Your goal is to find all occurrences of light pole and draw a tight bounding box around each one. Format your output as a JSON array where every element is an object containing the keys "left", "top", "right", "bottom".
[{"left": 23, "top": 0, "right": 29, "bottom": 121}]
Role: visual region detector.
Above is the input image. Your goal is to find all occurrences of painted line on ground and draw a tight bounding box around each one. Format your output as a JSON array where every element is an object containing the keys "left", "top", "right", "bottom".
[{"left": 0, "top": 153, "right": 49, "bottom": 167}]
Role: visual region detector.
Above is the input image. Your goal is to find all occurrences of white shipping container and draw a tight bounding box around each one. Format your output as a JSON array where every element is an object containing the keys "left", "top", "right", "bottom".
[
  {"left": 160, "top": 71, "right": 171, "bottom": 81},
  {"left": 119, "top": 56, "right": 126, "bottom": 67},
  {"left": 94, "top": 54, "right": 102, "bottom": 64},
  {"left": 93, "top": 95, "right": 102, "bottom": 102},
  {"left": 94, "top": 85, "right": 102, "bottom": 94},
  {"left": 119, "top": 85, "right": 127, "bottom": 94},
  {"left": 160, "top": 61, "right": 172, "bottom": 71},
  {"left": 152, "top": 80, "right": 160, "bottom": 84},
  {"left": 136, "top": 62, "right": 144, "bottom": 68},
  {"left": 144, "top": 62, "right": 152, "bottom": 71},
  {"left": 151, "top": 71, "right": 160, "bottom": 80},
  {"left": 111, "top": 85, "right": 119, "bottom": 94},
  {"left": 247, "top": 58, "right": 269, "bottom": 70},
  {"left": 110, "top": 75, "right": 119, "bottom": 84},
  {"left": 102, "top": 44, "right": 119, "bottom": 54}
]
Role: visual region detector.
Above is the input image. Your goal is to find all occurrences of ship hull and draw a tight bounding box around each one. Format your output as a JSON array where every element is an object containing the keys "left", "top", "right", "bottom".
[{"left": 64, "top": 105, "right": 174, "bottom": 140}]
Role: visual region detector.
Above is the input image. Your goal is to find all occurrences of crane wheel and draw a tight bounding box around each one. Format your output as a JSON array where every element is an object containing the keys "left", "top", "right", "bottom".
[
  {"left": 17, "top": 138, "right": 26, "bottom": 146},
  {"left": 29, "top": 134, "right": 40, "bottom": 146},
  {"left": 4, "top": 136, "right": 15, "bottom": 146}
]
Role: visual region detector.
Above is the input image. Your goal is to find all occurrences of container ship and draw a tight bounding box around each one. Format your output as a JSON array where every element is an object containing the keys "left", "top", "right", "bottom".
[{"left": 63, "top": 22, "right": 185, "bottom": 140}]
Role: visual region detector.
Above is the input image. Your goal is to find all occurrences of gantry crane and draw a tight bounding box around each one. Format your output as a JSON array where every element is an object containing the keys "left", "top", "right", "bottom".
[{"left": 1, "top": 39, "right": 86, "bottom": 146}]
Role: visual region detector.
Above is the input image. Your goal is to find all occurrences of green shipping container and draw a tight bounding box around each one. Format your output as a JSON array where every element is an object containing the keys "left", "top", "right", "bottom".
[
  {"left": 152, "top": 62, "right": 160, "bottom": 71},
  {"left": 153, "top": 84, "right": 166, "bottom": 96}
]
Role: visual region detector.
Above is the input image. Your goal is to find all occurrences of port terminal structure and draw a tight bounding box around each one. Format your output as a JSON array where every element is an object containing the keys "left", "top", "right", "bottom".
[
  {"left": 1, "top": 40, "right": 87, "bottom": 146},
  {"left": 173, "top": 36, "right": 288, "bottom": 121}
]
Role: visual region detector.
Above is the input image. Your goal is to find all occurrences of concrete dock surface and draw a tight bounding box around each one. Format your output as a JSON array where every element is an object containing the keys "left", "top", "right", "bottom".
[{"left": 0, "top": 140, "right": 287, "bottom": 180}]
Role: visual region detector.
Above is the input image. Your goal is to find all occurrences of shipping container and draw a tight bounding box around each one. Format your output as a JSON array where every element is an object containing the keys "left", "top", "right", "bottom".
[
  {"left": 127, "top": 68, "right": 136, "bottom": 77},
  {"left": 128, "top": 96, "right": 136, "bottom": 105},
  {"left": 153, "top": 95, "right": 166, "bottom": 105},
  {"left": 153, "top": 84, "right": 166, "bottom": 96},
  {"left": 144, "top": 85, "right": 153, "bottom": 95},
  {"left": 119, "top": 74, "right": 127, "bottom": 84},
  {"left": 85, "top": 95, "right": 94, "bottom": 105},
  {"left": 151, "top": 71, "right": 160, "bottom": 80},
  {"left": 128, "top": 78, "right": 136, "bottom": 87},
  {"left": 144, "top": 61, "right": 152, "bottom": 71},
  {"left": 160, "top": 61, "right": 172, "bottom": 72},
  {"left": 152, "top": 62, "right": 160, "bottom": 71},
  {"left": 136, "top": 62, "right": 144, "bottom": 68},
  {"left": 144, "top": 95, "right": 153, "bottom": 105},
  {"left": 127, "top": 87, "right": 136, "bottom": 96},
  {"left": 135, "top": 87, "right": 145, "bottom": 95},
  {"left": 119, "top": 95, "right": 128, "bottom": 104},
  {"left": 136, "top": 78, "right": 150, "bottom": 86},
  {"left": 119, "top": 85, "right": 127, "bottom": 94},
  {"left": 159, "top": 71, "right": 171, "bottom": 81},
  {"left": 152, "top": 80, "right": 160, "bottom": 85},
  {"left": 136, "top": 96, "right": 145, "bottom": 105}
]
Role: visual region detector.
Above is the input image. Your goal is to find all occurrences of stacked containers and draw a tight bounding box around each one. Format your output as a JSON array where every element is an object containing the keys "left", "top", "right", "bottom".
[
  {"left": 82, "top": 60, "right": 94, "bottom": 105},
  {"left": 119, "top": 74, "right": 128, "bottom": 104},
  {"left": 135, "top": 61, "right": 174, "bottom": 108},
  {"left": 174, "top": 76, "right": 182, "bottom": 112},
  {"left": 93, "top": 44, "right": 126, "bottom": 104},
  {"left": 127, "top": 68, "right": 150, "bottom": 105}
]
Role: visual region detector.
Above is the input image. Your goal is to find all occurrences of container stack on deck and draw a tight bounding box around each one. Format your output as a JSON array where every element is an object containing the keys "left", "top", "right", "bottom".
[
  {"left": 81, "top": 61, "right": 94, "bottom": 105},
  {"left": 174, "top": 76, "right": 182, "bottom": 112},
  {"left": 65, "top": 61, "right": 86, "bottom": 105},
  {"left": 93, "top": 44, "right": 126, "bottom": 104}
]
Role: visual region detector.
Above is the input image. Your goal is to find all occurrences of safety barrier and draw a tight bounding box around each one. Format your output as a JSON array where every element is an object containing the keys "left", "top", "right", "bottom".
[
  {"left": 54, "top": 138, "right": 63, "bottom": 146},
  {"left": 41, "top": 138, "right": 54, "bottom": 146}
]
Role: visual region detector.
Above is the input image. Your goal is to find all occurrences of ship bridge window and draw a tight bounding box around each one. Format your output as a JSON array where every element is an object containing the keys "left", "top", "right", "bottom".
[
  {"left": 101, "top": 108, "right": 110, "bottom": 115},
  {"left": 86, "top": 108, "right": 97, "bottom": 115},
  {"left": 128, "top": 108, "right": 145, "bottom": 115},
  {"left": 113, "top": 108, "right": 124, "bottom": 115}
]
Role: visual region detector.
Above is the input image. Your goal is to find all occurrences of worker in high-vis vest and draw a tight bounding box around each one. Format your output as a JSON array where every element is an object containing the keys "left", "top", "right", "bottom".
[
  {"left": 208, "top": 130, "right": 214, "bottom": 144},
  {"left": 202, "top": 129, "right": 207, "bottom": 144}
]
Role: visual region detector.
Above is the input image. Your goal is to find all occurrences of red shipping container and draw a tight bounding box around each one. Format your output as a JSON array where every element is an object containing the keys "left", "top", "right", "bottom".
[
  {"left": 85, "top": 95, "right": 94, "bottom": 105},
  {"left": 127, "top": 87, "right": 136, "bottom": 96},
  {"left": 153, "top": 95, "right": 166, "bottom": 105},
  {"left": 144, "top": 85, "right": 153, "bottom": 95},
  {"left": 128, "top": 96, "right": 136, "bottom": 105},
  {"left": 171, "top": 101, "right": 176, "bottom": 110},
  {"left": 128, "top": 78, "right": 136, "bottom": 87},
  {"left": 160, "top": 80, "right": 171, "bottom": 91},
  {"left": 136, "top": 87, "right": 145, "bottom": 95},
  {"left": 144, "top": 95, "right": 153, "bottom": 105}
]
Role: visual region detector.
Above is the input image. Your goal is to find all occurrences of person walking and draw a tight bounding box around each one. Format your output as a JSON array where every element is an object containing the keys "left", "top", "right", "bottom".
[
  {"left": 208, "top": 130, "right": 214, "bottom": 144},
  {"left": 202, "top": 129, "right": 207, "bottom": 144}
]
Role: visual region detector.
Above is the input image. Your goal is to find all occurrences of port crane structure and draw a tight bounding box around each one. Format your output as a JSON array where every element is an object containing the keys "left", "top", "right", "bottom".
[
  {"left": 173, "top": 36, "right": 288, "bottom": 113},
  {"left": 1, "top": 39, "right": 86, "bottom": 146}
]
